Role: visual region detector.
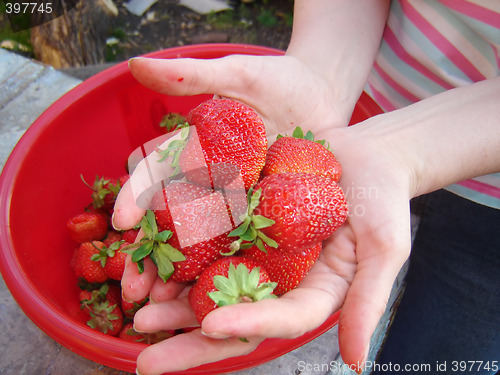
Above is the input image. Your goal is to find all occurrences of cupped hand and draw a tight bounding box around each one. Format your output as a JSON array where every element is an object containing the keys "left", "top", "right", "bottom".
[
  {"left": 126, "top": 123, "right": 413, "bottom": 375},
  {"left": 113, "top": 55, "right": 415, "bottom": 375}
]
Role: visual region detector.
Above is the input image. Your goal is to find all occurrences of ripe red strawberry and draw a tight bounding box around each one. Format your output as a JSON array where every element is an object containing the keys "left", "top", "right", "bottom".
[
  {"left": 177, "top": 98, "right": 267, "bottom": 190},
  {"left": 86, "top": 240, "right": 129, "bottom": 281},
  {"left": 81, "top": 175, "right": 123, "bottom": 211},
  {"left": 241, "top": 242, "right": 322, "bottom": 296},
  {"left": 103, "top": 241, "right": 129, "bottom": 281},
  {"left": 121, "top": 228, "right": 140, "bottom": 243},
  {"left": 146, "top": 180, "right": 235, "bottom": 283},
  {"left": 79, "top": 283, "right": 124, "bottom": 336},
  {"left": 262, "top": 127, "right": 341, "bottom": 181},
  {"left": 103, "top": 230, "right": 122, "bottom": 247},
  {"left": 118, "top": 322, "right": 147, "bottom": 342},
  {"left": 230, "top": 172, "right": 348, "bottom": 254},
  {"left": 121, "top": 295, "right": 149, "bottom": 318},
  {"left": 188, "top": 257, "right": 277, "bottom": 324},
  {"left": 67, "top": 211, "right": 109, "bottom": 244},
  {"left": 73, "top": 241, "right": 109, "bottom": 283},
  {"left": 118, "top": 322, "right": 175, "bottom": 344}
]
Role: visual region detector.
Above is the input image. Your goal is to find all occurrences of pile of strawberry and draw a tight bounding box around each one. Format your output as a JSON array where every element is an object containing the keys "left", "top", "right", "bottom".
[
  {"left": 66, "top": 174, "right": 177, "bottom": 342},
  {"left": 66, "top": 98, "right": 348, "bottom": 342}
]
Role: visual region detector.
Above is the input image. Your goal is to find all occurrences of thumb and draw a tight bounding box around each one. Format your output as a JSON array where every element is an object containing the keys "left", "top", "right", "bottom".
[{"left": 338, "top": 213, "right": 411, "bottom": 370}]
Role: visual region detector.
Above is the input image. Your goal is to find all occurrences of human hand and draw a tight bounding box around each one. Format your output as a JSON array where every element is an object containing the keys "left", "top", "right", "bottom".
[
  {"left": 122, "top": 121, "right": 413, "bottom": 375},
  {"left": 113, "top": 55, "right": 414, "bottom": 374},
  {"left": 113, "top": 53, "right": 353, "bottom": 247}
]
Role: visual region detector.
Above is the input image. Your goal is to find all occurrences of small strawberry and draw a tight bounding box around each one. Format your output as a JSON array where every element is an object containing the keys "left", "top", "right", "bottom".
[
  {"left": 230, "top": 172, "right": 348, "bottom": 254},
  {"left": 67, "top": 211, "right": 109, "bottom": 244},
  {"left": 121, "top": 296, "right": 149, "bottom": 318},
  {"left": 118, "top": 322, "right": 147, "bottom": 342},
  {"left": 262, "top": 127, "right": 342, "bottom": 181},
  {"left": 123, "top": 210, "right": 185, "bottom": 282},
  {"left": 87, "top": 240, "right": 128, "bottom": 281},
  {"left": 103, "top": 230, "right": 122, "bottom": 247},
  {"left": 240, "top": 242, "right": 322, "bottom": 296},
  {"left": 103, "top": 241, "right": 129, "bottom": 281},
  {"left": 79, "top": 283, "right": 124, "bottom": 336},
  {"left": 81, "top": 175, "right": 122, "bottom": 211},
  {"left": 159, "top": 112, "right": 187, "bottom": 133},
  {"left": 149, "top": 180, "right": 235, "bottom": 283},
  {"left": 73, "top": 241, "right": 109, "bottom": 283},
  {"left": 118, "top": 322, "right": 175, "bottom": 344},
  {"left": 121, "top": 228, "right": 140, "bottom": 243},
  {"left": 188, "top": 257, "right": 277, "bottom": 324},
  {"left": 176, "top": 98, "right": 267, "bottom": 190}
]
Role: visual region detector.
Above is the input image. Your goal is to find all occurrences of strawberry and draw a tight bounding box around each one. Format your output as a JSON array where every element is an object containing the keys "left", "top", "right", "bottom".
[
  {"left": 67, "top": 211, "right": 109, "bottom": 244},
  {"left": 188, "top": 256, "right": 277, "bottom": 324},
  {"left": 118, "top": 322, "right": 147, "bottom": 342},
  {"left": 176, "top": 98, "right": 267, "bottom": 190},
  {"left": 79, "top": 283, "right": 124, "bottom": 336},
  {"left": 159, "top": 112, "right": 187, "bottom": 133},
  {"left": 86, "top": 240, "right": 129, "bottom": 281},
  {"left": 241, "top": 242, "right": 322, "bottom": 296},
  {"left": 118, "top": 322, "right": 175, "bottom": 344},
  {"left": 147, "top": 180, "right": 235, "bottom": 283},
  {"left": 73, "top": 241, "right": 109, "bottom": 283},
  {"left": 121, "top": 228, "right": 140, "bottom": 243},
  {"left": 123, "top": 210, "right": 185, "bottom": 283},
  {"left": 81, "top": 175, "right": 122, "bottom": 211},
  {"left": 262, "top": 127, "right": 341, "bottom": 181},
  {"left": 103, "top": 241, "right": 129, "bottom": 281},
  {"left": 230, "top": 172, "right": 348, "bottom": 254},
  {"left": 103, "top": 230, "right": 122, "bottom": 247},
  {"left": 121, "top": 296, "right": 149, "bottom": 319}
]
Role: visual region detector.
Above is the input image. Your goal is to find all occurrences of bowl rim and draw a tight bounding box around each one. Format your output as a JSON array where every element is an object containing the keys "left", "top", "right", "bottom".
[{"left": 0, "top": 43, "right": 381, "bottom": 373}]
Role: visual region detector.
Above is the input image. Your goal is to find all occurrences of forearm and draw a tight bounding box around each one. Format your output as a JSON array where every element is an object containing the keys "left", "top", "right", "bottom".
[
  {"left": 356, "top": 77, "right": 500, "bottom": 198},
  {"left": 286, "top": 0, "right": 389, "bottom": 113}
]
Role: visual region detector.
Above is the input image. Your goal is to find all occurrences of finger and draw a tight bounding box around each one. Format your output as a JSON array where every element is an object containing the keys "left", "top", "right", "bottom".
[
  {"left": 201, "top": 261, "right": 343, "bottom": 340},
  {"left": 129, "top": 55, "right": 253, "bottom": 98},
  {"left": 134, "top": 298, "right": 198, "bottom": 332},
  {"left": 121, "top": 253, "right": 158, "bottom": 302},
  {"left": 113, "top": 129, "right": 186, "bottom": 229},
  {"left": 338, "top": 212, "right": 411, "bottom": 370},
  {"left": 136, "top": 330, "right": 262, "bottom": 375},
  {"left": 149, "top": 277, "right": 187, "bottom": 304},
  {"left": 112, "top": 179, "right": 145, "bottom": 230}
]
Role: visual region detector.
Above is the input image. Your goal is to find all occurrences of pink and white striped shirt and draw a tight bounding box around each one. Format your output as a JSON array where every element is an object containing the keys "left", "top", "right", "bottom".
[{"left": 366, "top": 0, "right": 500, "bottom": 209}]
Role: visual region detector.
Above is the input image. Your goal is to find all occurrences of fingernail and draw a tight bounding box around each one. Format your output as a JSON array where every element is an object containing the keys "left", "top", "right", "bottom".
[
  {"left": 111, "top": 211, "right": 120, "bottom": 230},
  {"left": 128, "top": 57, "right": 144, "bottom": 67},
  {"left": 135, "top": 368, "right": 142, "bottom": 375},
  {"left": 201, "top": 330, "right": 231, "bottom": 340},
  {"left": 356, "top": 346, "right": 370, "bottom": 374},
  {"left": 132, "top": 323, "right": 146, "bottom": 334}
]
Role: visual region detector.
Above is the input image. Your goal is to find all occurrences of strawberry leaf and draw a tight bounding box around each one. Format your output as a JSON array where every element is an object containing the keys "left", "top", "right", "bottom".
[
  {"left": 156, "top": 243, "right": 186, "bottom": 262},
  {"left": 252, "top": 215, "right": 275, "bottom": 229},
  {"left": 208, "top": 263, "right": 277, "bottom": 307},
  {"left": 154, "top": 230, "right": 173, "bottom": 243},
  {"left": 128, "top": 211, "right": 184, "bottom": 282},
  {"left": 131, "top": 242, "right": 154, "bottom": 263},
  {"left": 228, "top": 188, "right": 277, "bottom": 252},
  {"left": 292, "top": 126, "right": 304, "bottom": 138}
]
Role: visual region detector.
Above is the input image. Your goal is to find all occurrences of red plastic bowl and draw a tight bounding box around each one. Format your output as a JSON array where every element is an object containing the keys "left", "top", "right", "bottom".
[{"left": 0, "top": 44, "right": 382, "bottom": 373}]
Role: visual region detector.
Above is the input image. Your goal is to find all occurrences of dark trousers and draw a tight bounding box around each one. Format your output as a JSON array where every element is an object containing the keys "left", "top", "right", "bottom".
[{"left": 373, "top": 190, "right": 500, "bottom": 374}]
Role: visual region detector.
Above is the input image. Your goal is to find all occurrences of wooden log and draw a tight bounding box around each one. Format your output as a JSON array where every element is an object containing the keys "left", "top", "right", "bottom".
[{"left": 31, "top": 0, "right": 118, "bottom": 68}]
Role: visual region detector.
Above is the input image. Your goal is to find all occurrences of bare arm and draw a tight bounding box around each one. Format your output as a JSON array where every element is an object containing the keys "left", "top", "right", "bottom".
[{"left": 287, "top": 0, "right": 390, "bottom": 119}]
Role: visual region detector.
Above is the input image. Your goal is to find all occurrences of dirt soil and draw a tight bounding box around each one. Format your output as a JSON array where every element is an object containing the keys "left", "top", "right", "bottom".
[{"left": 109, "top": 0, "right": 294, "bottom": 62}]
